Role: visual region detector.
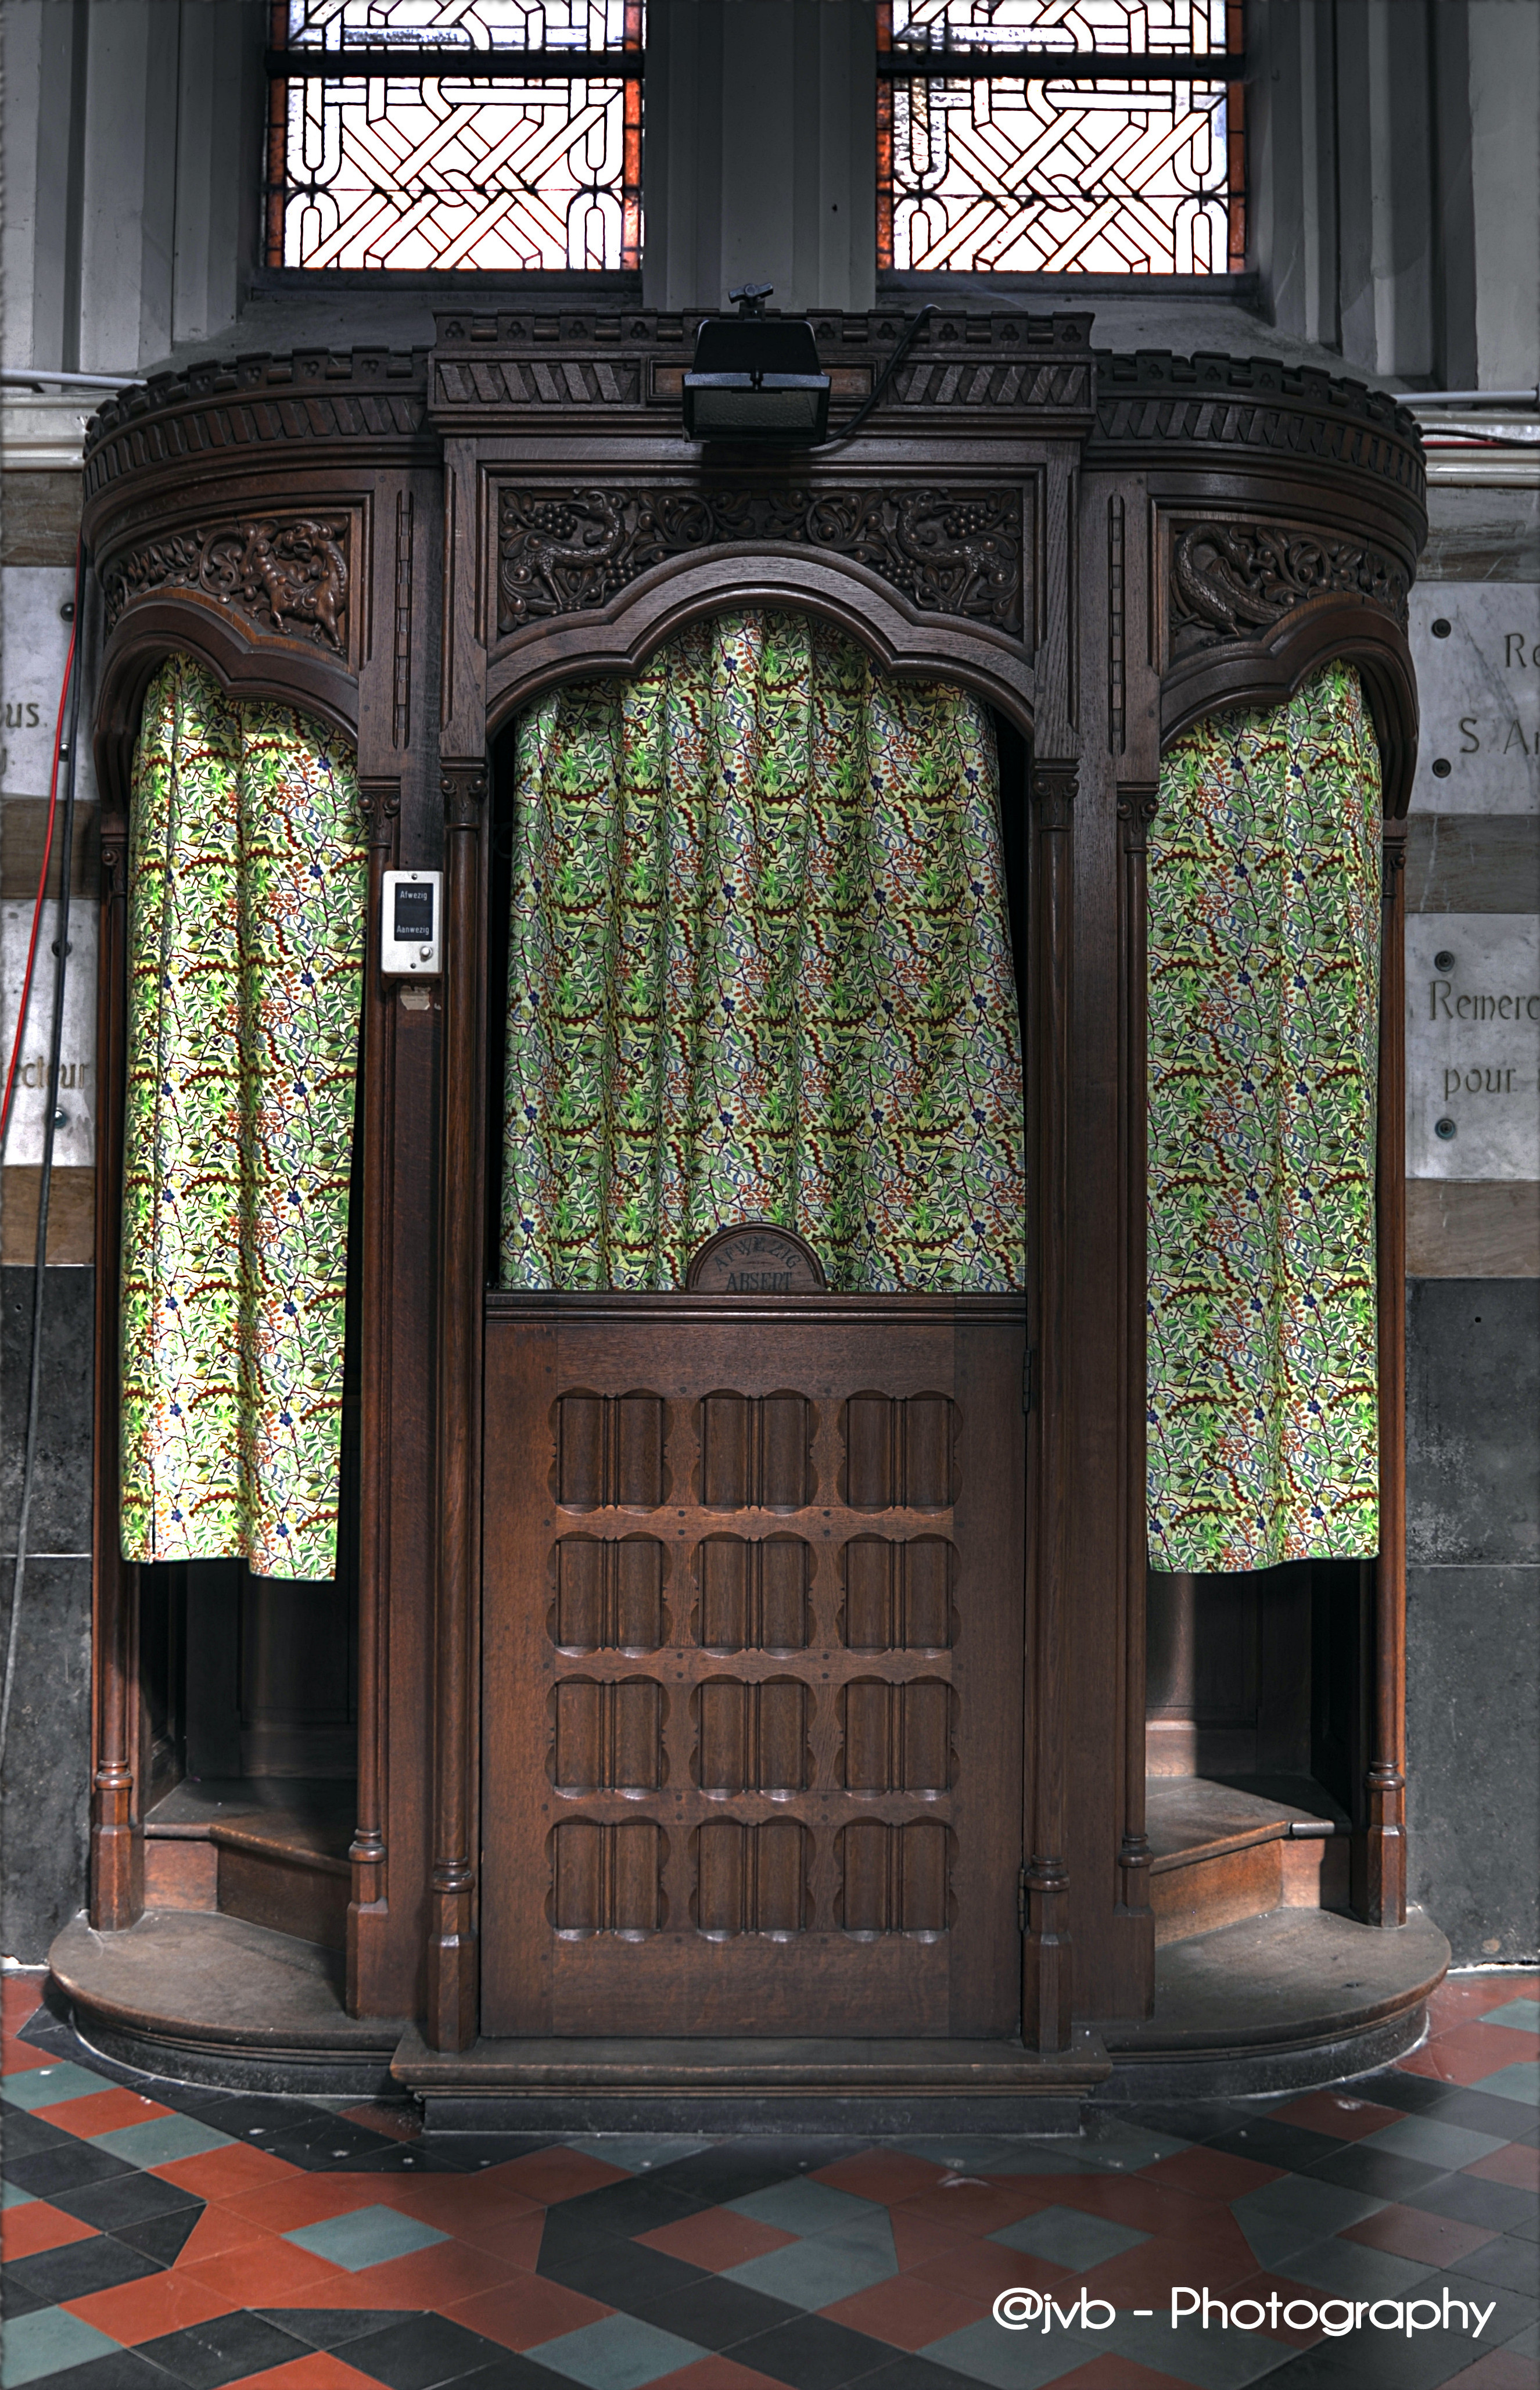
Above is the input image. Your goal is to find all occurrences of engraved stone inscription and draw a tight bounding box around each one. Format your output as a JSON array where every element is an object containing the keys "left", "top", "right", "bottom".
[
  {"left": 1409, "top": 584, "right": 1540, "bottom": 813},
  {"left": 1405, "top": 914, "right": 1539, "bottom": 1180}
]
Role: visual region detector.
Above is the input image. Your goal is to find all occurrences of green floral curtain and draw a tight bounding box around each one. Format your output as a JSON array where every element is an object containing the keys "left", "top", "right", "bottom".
[
  {"left": 501, "top": 610, "right": 1025, "bottom": 1292},
  {"left": 1147, "top": 659, "right": 1382, "bottom": 1574},
  {"left": 121, "top": 654, "right": 366, "bottom": 1582}
]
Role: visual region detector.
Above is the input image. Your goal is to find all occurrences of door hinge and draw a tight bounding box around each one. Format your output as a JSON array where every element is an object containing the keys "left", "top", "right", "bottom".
[
  {"left": 1017, "top": 1865, "right": 1028, "bottom": 1935},
  {"left": 1022, "top": 1347, "right": 1036, "bottom": 1413}
]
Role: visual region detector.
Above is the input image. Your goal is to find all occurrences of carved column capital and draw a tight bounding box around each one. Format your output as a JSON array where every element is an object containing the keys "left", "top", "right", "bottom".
[
  {"left": 357, "top": 777, "right": 402, "bottom": 852},
  {"left": 1031, "top": 763, "right": 1078, "bottom": 828},
  {"left": 1116, "top": 786, "right": 1160, "bottom": 853},
  {"left": 99, "top": 816, "right": 129, "bottom": 899},
  {"left": 440, "top": 762, "right": 488, "bottom": 828}
]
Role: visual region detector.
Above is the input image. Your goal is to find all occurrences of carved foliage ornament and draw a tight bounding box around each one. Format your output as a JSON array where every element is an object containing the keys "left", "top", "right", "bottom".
[
  {"left": 1170, "top": 522, "right": 1409, "bottom": 657},
  {"left": 103, "top": 518, "right": 350, "bottom": 651},
  {"left": 497, "top": 486, "right": 1024, "bottom": 639}
]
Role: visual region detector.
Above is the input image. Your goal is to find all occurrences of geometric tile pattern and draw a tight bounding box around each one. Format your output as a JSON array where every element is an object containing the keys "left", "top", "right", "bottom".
[{"left": 3, "top": 1970, "right": 1537, "bottom": 2390}]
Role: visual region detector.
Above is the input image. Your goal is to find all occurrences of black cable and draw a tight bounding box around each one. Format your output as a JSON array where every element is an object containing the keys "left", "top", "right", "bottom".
[
  {"left": 814, "top": 304, "right": 940, "bottom": 450},
  {"left": 1, "top": 538, "right": 87, "bottom": 1773}
]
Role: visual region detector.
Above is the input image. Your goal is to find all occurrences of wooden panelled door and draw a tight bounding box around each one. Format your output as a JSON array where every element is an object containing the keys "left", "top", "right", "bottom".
[{"left": 481, "top": 1294, "right": 1026, "bottom": 2040}]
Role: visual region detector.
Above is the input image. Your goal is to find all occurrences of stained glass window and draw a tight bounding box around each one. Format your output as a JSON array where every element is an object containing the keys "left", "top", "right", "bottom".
[
  {"left": 265, "top": 2, "right": 643, "bottom": 273},
  {"left": 878, "top": 1, "right": 1245, "bottom": 277}
]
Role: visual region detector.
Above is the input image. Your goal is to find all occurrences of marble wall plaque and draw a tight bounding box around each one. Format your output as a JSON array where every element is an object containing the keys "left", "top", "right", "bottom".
[
  {"left": 1405, "top": 913, "right": 1539, "bottom": 1180},
  {"left": 1, "top": 566, "right": 88, "bottom": 801},
  {"left": 0, "top": 899, "right": 97, "bottom": 1167},
  {"left": 1408, "top": 582, "right": 1540, "bottom": 814}
]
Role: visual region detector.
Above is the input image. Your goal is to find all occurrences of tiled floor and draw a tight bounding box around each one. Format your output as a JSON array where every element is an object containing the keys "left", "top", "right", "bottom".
[{"left": 3, "top": 1971, "right": 1536, "bottom": 2390}]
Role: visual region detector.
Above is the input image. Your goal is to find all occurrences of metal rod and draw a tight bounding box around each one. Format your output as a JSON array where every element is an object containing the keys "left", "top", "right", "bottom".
[
  {"left": 1, "top": 369, "right": 142, "bottom": 389},
  {"left": 1391, "top": 387, "right": 1539, "bottom": 405},
  {"left": 267, "top": 47, "right": 644, "bottom": 77},
  {"left": 879, "top": 51, "right": 1245, "bottom": 78}
]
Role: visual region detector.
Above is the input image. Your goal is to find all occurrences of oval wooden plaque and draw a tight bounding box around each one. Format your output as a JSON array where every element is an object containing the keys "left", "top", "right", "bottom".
[{"left": 685, "top": 1222, "right": 828, "bottom": 1295}]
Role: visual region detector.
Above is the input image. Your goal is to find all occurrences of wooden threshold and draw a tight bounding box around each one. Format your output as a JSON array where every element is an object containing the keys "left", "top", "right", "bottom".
[{"left": 392, "top": 2028, "right": 1110, "bottom": 2097}]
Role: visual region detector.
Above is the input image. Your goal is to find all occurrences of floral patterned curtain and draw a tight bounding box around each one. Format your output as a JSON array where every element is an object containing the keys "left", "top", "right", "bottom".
[
  {"left": 1147, "top": 659, "right": 1382, "bottom": 1574},
  {"left": 501, "top": 609, "right": 1025, "bottom": 1293},
  {"left": 121, "top": 654, "right": 366, "bottom": 1582}
]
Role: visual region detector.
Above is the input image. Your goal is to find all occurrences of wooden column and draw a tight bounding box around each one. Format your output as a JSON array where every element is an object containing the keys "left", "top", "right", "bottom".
[
  {"left": 1023, "top": 760, "right": 1076, "bottom": 2052},
  {"left": 348, "top": 777, "right": 400, "bottom": 2012},
  {"left": 1116, "top": 785, "right": 1158, "bottom": 1948},
  {"left": 1366, "top": 822, "right": 1408, "bottom": 1925},
  {"left": 89, "top": 805, "right": 141, "bottom": 1930},
  {"left": 426, "top": 758, "right": 487, "bottom": 2051}
]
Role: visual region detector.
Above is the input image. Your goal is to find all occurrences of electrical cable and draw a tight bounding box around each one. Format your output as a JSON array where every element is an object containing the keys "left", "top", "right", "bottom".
[
  {"left": 1, "top": 537, "right": 87, "bottom": 1775},
  {"left": 0, "top": 605, "right": 77, "bottom": 1146},
  {"left": 814, "top": 304, "right": 940, "bottom": 450}
]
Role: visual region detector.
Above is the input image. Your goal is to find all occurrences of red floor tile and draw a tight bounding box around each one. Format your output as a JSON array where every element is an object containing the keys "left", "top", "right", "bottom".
[
  {"left": 153, "top": 2141, "right": 301, "bottom": 2198},
  {"left": 1, "top": 1976, "right": 46, "bottom": 2032},
  {"left": 487, "top": 2145, "right": 629, "bottom": 2204},
  {"left": 819, "top": 2272, "right": 988, "bottom": 2350},
  {"left": 33, "top": 2085, "right": 175, "bottom": 2137},
  {"left": 214, "top": 2355, "right": 383, "bottom": 2390},
  {"left": 307, "top": 2237, "right": 520, "bottom": 2309},
  {"left": 1043, "top": 2173, "right": 1212, "bottom": 2238},
  {"left": 1078, "top": 2227, "right": 1259, "bottom": 2310},
  {"left": 810, "top": 2149, "right": 947, "bottom": 2202},
  {"left": 214, "top": 2173, "right": 403, "bottom": 2235},
  {"left": 1442, "top": 2352, "right": 1540, "bottom": 2389},
  {"left": 1201, "top": 2271, "right": 1329, "bottom": 2349},
  {"left": 1141, "top": 2146, "right": 1284, "bottom": 2199},
  {"left": 393, "top": 2198, "right": 544, "bottom": 2269},
  {"left": 62, "top": 2267, "right": 239, "bottom": 2346},
  {"left": 637, "top": 2206, "right": 797, "bottom": 2271},
  {"left": 1427, "top": 1980, "right": 1518, "bottom": 2030},
  {"left": 2, "top": 2200, "right": 99, "bottom": 2260},
  {"left": 645, "top": 2361, "right": 787, "bottom": 2390},
  {"left": 174, "top": 2207, "right": 293, "bottom": 2268},
  {"left": 1050, "top": 2362, "right": 1198, "bottom": 2390},
  {"left": 337, "top": 2102, "right": 422, "bottom": 2143},
  {"left": 1465, "top": 2143, "right": 1540, "bottom": 2190},
  {"left": 176, "top": 2238, "right": 340, "bottom": 2306},
  {"left": 1269, "top": 2090, "right": 1407, "bottom": 2141},
  {"left": 1406, "top": 2021, "right": 1540, "bottom": 2084},
  {"left": 446, "top": 2271, "right": 613, "bottom": 2351},
  {"left": 351, "top": 2171, "right": 544, "bottom": 2238},
  {"left": 910, "top": 2235, "right": 1069, "bottom": 2303},
  {"left": 1342, "top": 2201, "right": 1499, "bottom": 2264},
  {"left": 894, "top": 2177, "right": 1045, "bottom": 2237},
  {"left": 888, "top": 2209, "right": 973, "bottom": 2271},
  {"left": 1, "top": 2033, "right": 53, "bottom": 2073}
]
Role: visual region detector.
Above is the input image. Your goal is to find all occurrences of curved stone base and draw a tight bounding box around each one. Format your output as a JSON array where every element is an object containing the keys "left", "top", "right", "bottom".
[
  {"left": 1094, "top": 1904, "right": 1449, "bottom": 2101},
  {"left": 48, "top": 1910, "right": 403, "bottom": 2098},
  {"left": 49, "top": 1901, "right": 1449, "bottom": 2116}
]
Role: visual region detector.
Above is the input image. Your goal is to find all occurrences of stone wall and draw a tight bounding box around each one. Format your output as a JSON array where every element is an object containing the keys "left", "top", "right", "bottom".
[{"left": 1403, "top": 483, "right": 1540, "bottom": 1962}]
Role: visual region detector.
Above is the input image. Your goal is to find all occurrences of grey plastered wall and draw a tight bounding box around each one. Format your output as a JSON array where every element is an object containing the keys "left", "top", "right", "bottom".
[{"left": 1403, "top": 483, "right": 1540, "bottom": 1964}]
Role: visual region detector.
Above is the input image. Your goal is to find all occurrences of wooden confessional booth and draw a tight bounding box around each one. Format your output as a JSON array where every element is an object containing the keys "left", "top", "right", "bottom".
[{"left": 59, "top": 311, "right": 1449, "bottom": 2120}]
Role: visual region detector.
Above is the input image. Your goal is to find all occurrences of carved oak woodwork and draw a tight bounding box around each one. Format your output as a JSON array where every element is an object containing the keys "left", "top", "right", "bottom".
[
  {"left": 80, "top": 309, "right": 1425, "bottom": 2075},
  {"left": 103, "top": 517, "right": 351, "bottom": 650}
]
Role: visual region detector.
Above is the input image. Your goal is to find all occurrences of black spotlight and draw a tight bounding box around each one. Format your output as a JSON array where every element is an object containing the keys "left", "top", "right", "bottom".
[{"left": 682, "top": 283, "right": 831, "bottom": 445}]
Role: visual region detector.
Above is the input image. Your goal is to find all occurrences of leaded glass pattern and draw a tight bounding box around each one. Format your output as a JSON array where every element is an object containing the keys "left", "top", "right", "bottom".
[
  {"left": 267, "top": 1, "right": 642, "bottom": 272},
  {"left": 878, "top": 1, "right": 1245, "bottom": 276}
]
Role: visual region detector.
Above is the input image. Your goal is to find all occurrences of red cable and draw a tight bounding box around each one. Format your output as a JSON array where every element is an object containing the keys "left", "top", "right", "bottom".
[{"left": 0, "top": 601, "right": 77, "bottom": 1146}]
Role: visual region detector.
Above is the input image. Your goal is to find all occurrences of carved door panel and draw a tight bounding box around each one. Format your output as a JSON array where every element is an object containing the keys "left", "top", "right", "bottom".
[{"left": 481, "top": 1294, "right": 1025, "bottom": 2040}]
